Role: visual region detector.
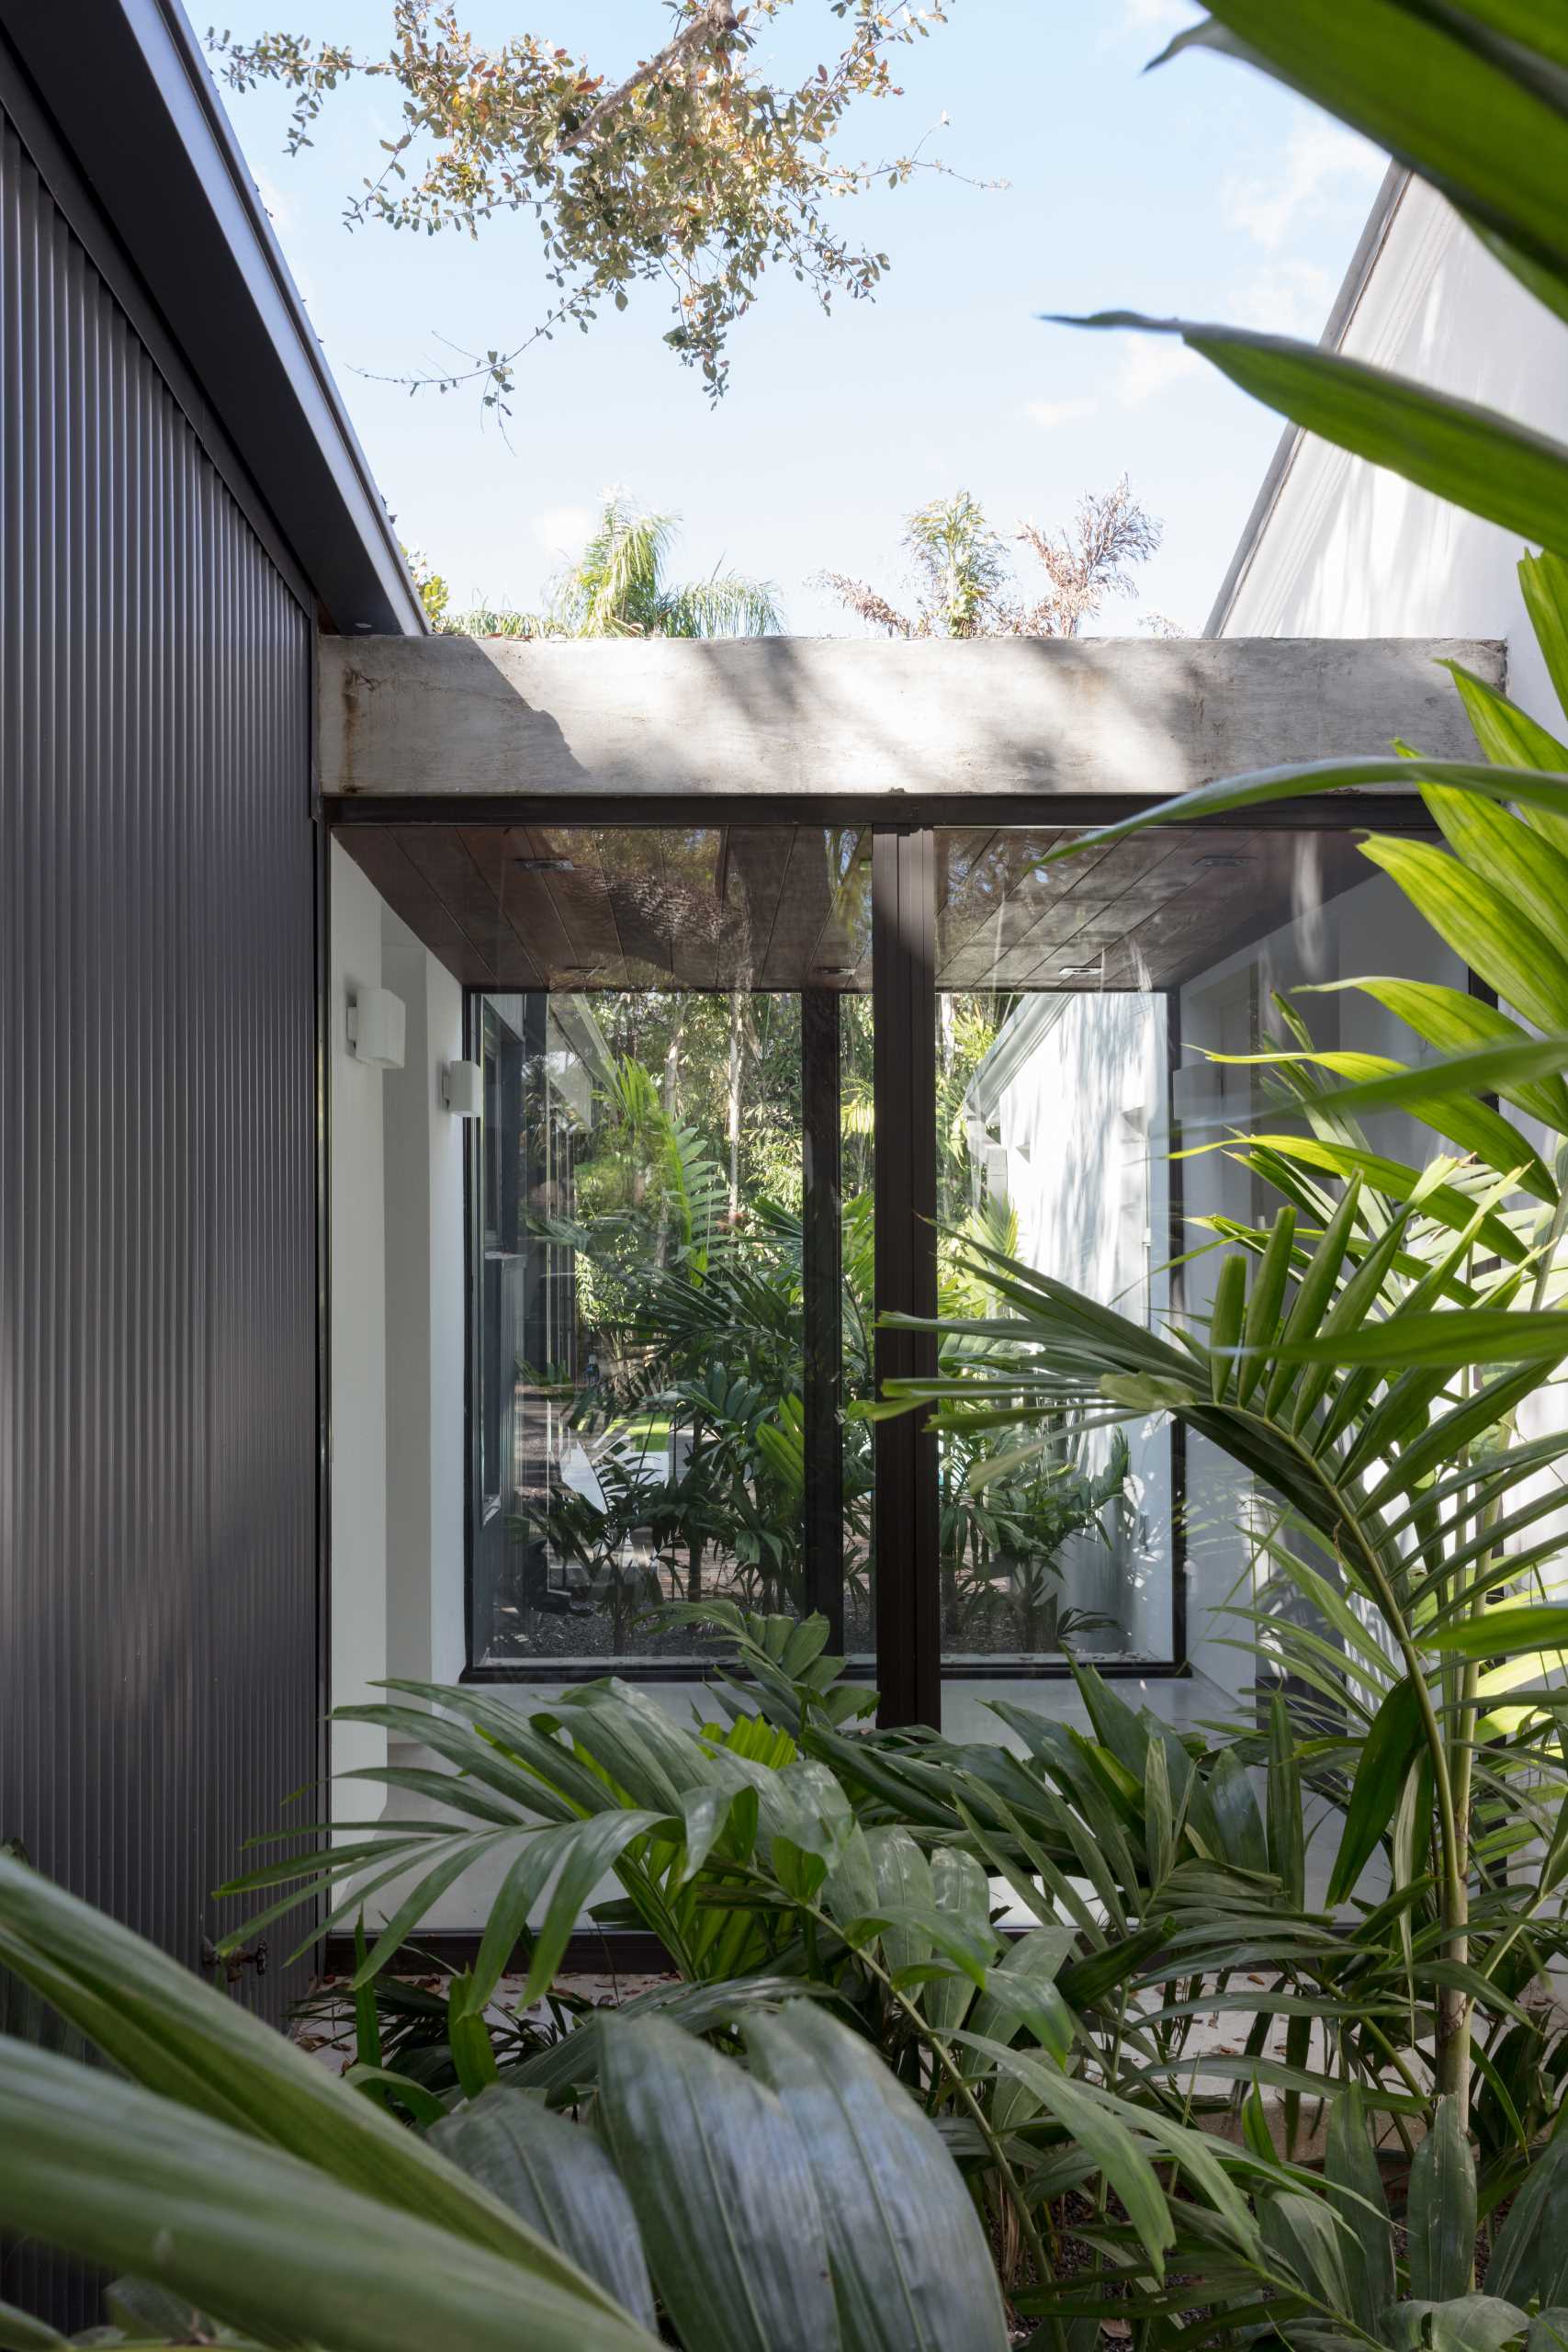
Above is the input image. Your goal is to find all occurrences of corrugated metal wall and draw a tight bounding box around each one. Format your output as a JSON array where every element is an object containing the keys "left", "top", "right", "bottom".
[{"left": 0, "top": 68, "right": 318, "bottom": 2081}]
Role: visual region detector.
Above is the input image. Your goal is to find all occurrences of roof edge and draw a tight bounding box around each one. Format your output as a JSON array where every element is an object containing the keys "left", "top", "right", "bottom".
[
  {"left": 1204, "top": 160, "right": 1412, "bottom": 639},
  {"left": 0, "top": 0, "right": 426, "bottom": 636}
]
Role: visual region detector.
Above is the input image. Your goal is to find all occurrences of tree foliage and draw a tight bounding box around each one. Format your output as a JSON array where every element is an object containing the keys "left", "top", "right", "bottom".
[
  {"left": 434, "top": 492, "right": 782, "bottom": 639},
  {"left": 822, "top": 477, "right": 1167, "bottom": 639},
  {"left": 209, "top": 0, "right": 959, "bottom": 404}
]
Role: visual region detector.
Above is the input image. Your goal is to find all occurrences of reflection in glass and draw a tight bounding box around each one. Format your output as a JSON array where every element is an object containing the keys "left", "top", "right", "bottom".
[
  {"left": 463, "top": 822, "right": 876, "bottom": 1670},
  {"left": 933, "top": 824, "right": 1464, "bottom": 1690}
]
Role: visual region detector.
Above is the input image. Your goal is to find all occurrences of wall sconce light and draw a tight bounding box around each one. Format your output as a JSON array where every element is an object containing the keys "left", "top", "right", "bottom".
[
  {"left": 443, "top": 1059, "right": 483, "bottom": 1117},
  {"left": 346, "top": 986, "right": 406, "bottom": 1069}
]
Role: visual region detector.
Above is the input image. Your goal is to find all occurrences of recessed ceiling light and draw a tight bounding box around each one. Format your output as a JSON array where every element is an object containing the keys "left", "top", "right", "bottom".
[
  {"left": 815, "top": 965, "right": 857, "bottom": 978},
  {"left": 1055, "top": 963, "right": 1099, "bottom": 976},
  {"left": 515, "top": 855, "right": 575, "bottom": 873},
  {"left": 1194, "top": 852, "right": 1250, "bottom": 868}
]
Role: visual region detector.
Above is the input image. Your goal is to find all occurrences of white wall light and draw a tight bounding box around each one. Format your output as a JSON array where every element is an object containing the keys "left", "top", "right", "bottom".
[
  {"left": 347, "top": 986, "right": 406, "bottom": 1070},
  {"left": 443, "top": 1059, "right": 483, "bottom": 1117}
]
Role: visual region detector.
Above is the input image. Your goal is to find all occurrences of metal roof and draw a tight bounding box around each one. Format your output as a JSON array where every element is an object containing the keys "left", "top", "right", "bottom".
[{"left": 0, "top": 0, "right": 426, "bottom": 637}]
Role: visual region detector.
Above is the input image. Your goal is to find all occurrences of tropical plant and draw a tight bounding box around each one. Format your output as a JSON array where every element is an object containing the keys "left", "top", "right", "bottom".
[
  {"left": 439, "top": 494, "right": 783, "bottom": 643},
  {"left": 547, "top": 494, "right": 783, "bottom": 639},
  {"left": 852, "top": 7, "right": 1568, "bottom": 2326},
  {"left": 941, "top": 1422, "right": 1130, "bottom": 1653},
  {"left": 193, "top": 1573, "right": 1568, "bottom": 2346},
  {"left": 0, "top": 1851, "right": 1011, "bottom": 2352},
  {"left": 823, "top": 477, "right": 1166, "bottom": 639}
]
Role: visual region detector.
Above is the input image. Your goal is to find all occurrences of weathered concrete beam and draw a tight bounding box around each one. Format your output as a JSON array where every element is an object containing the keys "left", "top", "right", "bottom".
[{"left": 320, "top": 633, "right": 1505, "bottom": 801}]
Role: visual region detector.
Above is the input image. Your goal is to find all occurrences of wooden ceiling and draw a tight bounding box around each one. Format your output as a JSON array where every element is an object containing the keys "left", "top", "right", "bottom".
[{"left": 339, "top": 821, "right": 1373, "bottom": 994}]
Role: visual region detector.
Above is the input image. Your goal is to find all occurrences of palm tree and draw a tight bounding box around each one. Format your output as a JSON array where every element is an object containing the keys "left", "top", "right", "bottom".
[
  {"left": 551, "top": 494, "right": 783, "bottom": 639},
  {"left": 823, "top": 478, "right": 1165, "bottom": 639},
  {"left": 439, "top": 494, "right": 783, "bottom": 641}
]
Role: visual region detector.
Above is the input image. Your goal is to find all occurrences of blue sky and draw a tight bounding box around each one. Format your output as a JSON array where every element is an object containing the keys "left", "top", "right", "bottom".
[{"left": 212, "top": 1, "right": 1387, "bottom": 636}]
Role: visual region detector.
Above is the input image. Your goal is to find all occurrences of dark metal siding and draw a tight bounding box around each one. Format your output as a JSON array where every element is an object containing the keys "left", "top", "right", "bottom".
[{"left": 0, "top": 92, "right": 317, "bottom": 2046}]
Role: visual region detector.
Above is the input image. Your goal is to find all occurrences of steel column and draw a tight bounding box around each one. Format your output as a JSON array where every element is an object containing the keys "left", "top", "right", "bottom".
[
  {"left": 872, "top": 831, "right": 941, "bottom": 1726},
  {"left": 801, "top": 989, "right": 846, "bottom": 1645}
]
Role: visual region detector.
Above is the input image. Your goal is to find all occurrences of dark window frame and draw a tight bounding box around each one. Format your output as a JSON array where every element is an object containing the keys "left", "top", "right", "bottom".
[{"left": 441, "top": 795, "right": 1450, "bottom": 1722}]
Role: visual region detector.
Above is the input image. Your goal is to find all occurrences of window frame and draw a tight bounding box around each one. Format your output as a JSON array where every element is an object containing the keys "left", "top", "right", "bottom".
[{"left": 429, "top": 797, "right": 1451, "bottom": 1720}]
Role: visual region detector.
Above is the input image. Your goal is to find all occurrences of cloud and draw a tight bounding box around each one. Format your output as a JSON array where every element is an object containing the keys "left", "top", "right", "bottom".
[
  {"left": 1118, "top": 0, "right": 1195, "bottom": 30},
  {"left": 1115, "top": 335, "right": 1202, "bottom": 408},
  {"left": 1027, "top": 396, "right": 1097, "bottom": 430},
  {"left": 1227, "top": 119, "right": 1384, "bottom": 252},
  {"left": 530, "top": 505, "right": 593, "bottom": 557},
  {"left": 1229, "top": 258, "right": 1337, "bottom": 340}
]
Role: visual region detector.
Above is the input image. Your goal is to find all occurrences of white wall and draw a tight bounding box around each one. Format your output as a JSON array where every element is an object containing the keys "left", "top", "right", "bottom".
[
  {"left": 988, "top": 993, "right": 1172, "bottom": 1659},
  {"left": 380, "top": 905, "right": 468, "bottom": 1690},
  {"left": 1213, "top": 176, "right": 1568, "bottom": 1693},
  {"left": 1221, "top": 177, "right": 1568, "bottom": 734},
  {"left": 1178, "top": 872, "right": 1465, "bottom": 1694},
  {"left": 329, "top": 842, "right": 389, "bottom": 1790},
  {"left": 330, "top": 850, "right": 469, "bottom": 1809}
]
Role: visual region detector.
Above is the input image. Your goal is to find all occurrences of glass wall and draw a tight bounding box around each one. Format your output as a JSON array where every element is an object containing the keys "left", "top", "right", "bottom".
[
  {"left": 932, "top": 823, "right": 1464, "bottom": 1701},
  {"left": 338, "top": 799, "right": 1466, "bottom": 1710},
  {"left": 461, "top": 824, "right": 872, "bottom": 1671}
]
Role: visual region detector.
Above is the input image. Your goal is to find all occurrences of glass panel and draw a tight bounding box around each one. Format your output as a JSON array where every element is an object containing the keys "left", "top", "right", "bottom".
[
  {"left": 933, "top": 823, "right": 1465, "bottom": 1700},
  {"left": 465, "top": 824, "right": 872, "bottom": 1672}
]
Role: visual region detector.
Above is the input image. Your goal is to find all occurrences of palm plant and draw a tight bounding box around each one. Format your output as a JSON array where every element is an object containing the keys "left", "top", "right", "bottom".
[
  {"left": 0, "top": 1851, "right": 1010, "bottom": 2352},
  {"left": 549, "top": 493, "right": 782, "bottom": 639},
  {"left": 436, "top": 493, "right": 782, "bottom": 641},
  {"left": 824, "top": 479, "right": 1163, "bottom": 639}
]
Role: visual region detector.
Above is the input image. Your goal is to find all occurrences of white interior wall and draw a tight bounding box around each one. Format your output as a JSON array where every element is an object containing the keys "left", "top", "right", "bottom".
[
  {"left": 1221, "top": 178, "right": 1568, "bottom": 731},
  {"left": 330, "top": 848, "right": 468, "bottom": 1807},
  {"left": 1179, "top": 871, "right": 1464, "bottom": 1695},
  {"left": 990, "top": 993, "right": 1171, "bottom": 1659},
  {"left": 379, "top": 904, "right": 468, "bottom": 1690},
  {"left": 328, "top": 842, "right": 389, "bottom": 1791}
]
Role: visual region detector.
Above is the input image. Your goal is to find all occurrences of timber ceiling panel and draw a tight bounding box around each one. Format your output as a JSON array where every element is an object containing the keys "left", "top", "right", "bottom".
[{"left": 339, "top": 821, "right": 1374, "bottom": 994}]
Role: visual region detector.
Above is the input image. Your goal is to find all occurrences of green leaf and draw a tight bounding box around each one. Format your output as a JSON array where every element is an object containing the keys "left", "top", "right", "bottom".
[
  {"left": 518, "top": 1812, "right": 675, "bottom": 2007},
  {"left": 1258, "top": 2188, "right": 1352, "bottom": 2311},
  {"left": 745, "top": 2002, "right": 1010, "bottom": 2352},
  {"left": 1266, "top": 1694, "right": 1306, "bottom": 1910},
  {"left": 1207, "top": 1749, "right": 1268, "bottom": 1876},
  {"left": 1196, "top": 0, "right": 1568, "bottom": 282},
  {"left": 1441, "top": 659, "right": 1568, "bottom": 775},
  {"left": 1237, "top": 1206, "right": 1296, "bottom": 1408},
  {"left": 1054, "top": 318, "right": 1568, "bottom": 558},
  {"left": 1361, "top": 831, "right": 1568, "bottom": 1036},
  {"left": 1297, "top": 1035, "right": 1568, "bottom": 1147},
  {"left": 1276, "top": 1309, "right": 1568, "bottom": 1372},
  {"left": 922, "top": 1848, "right": 991, "bottom": 2034},
  {"left": 863, "top": 1826, "right": 935, "bottom": 1982},
  {"left": 1424, "top": 780, "right": 1568, "bottom": 986},
  {"left": 1521, "top": 552, "right": 1568, "bottom": 729},
  {"left": 1208, "top": 1251, "right": 1247, "bottom": 1402},
  {"left": 595, "top": 2013, "right": 840, "bottom": 2352},
  {"left": 1410, "top": 2094, "right": 1477, "bottom": 2303},
  {"left": 1325, "top": 2087, "right": 1395, "bottom": 2334},
  {"left": 431, "top": 2087, "right": 658, "bottom": 2330},
  {"left": 1488, "top": 2130, "right": 1568, "bottom": 2309},
  {"left": 1389, "top": 2296, "right": 1533, "bottom": 2352},
  {"left": 1427, "top": 1605, "right": 1568, "bottom": 1661},
  {"left": 0, "top": 1854, "right": 631, "bottom": 2308},
  {"left": 1330, "top": 1676, "right": 1427, "bottom": 1908},
  {"left": 0, "top": 2038, "right": 658, "bottom": 2352},
  {"left": 953, "top": 2034, "right": 1175, "bottom": 2278},
  {"left": 0, "top": 2303, "right": 68, "bottom": 2350},
  {"left": 1263, "top": 1174, "right": 1363, "bottom": 1420}
]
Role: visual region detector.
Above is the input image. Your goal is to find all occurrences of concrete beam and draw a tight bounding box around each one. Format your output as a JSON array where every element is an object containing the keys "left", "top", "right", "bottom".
[{"left": 320, "top": 632, "right": 1506, "bottom": 802}]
